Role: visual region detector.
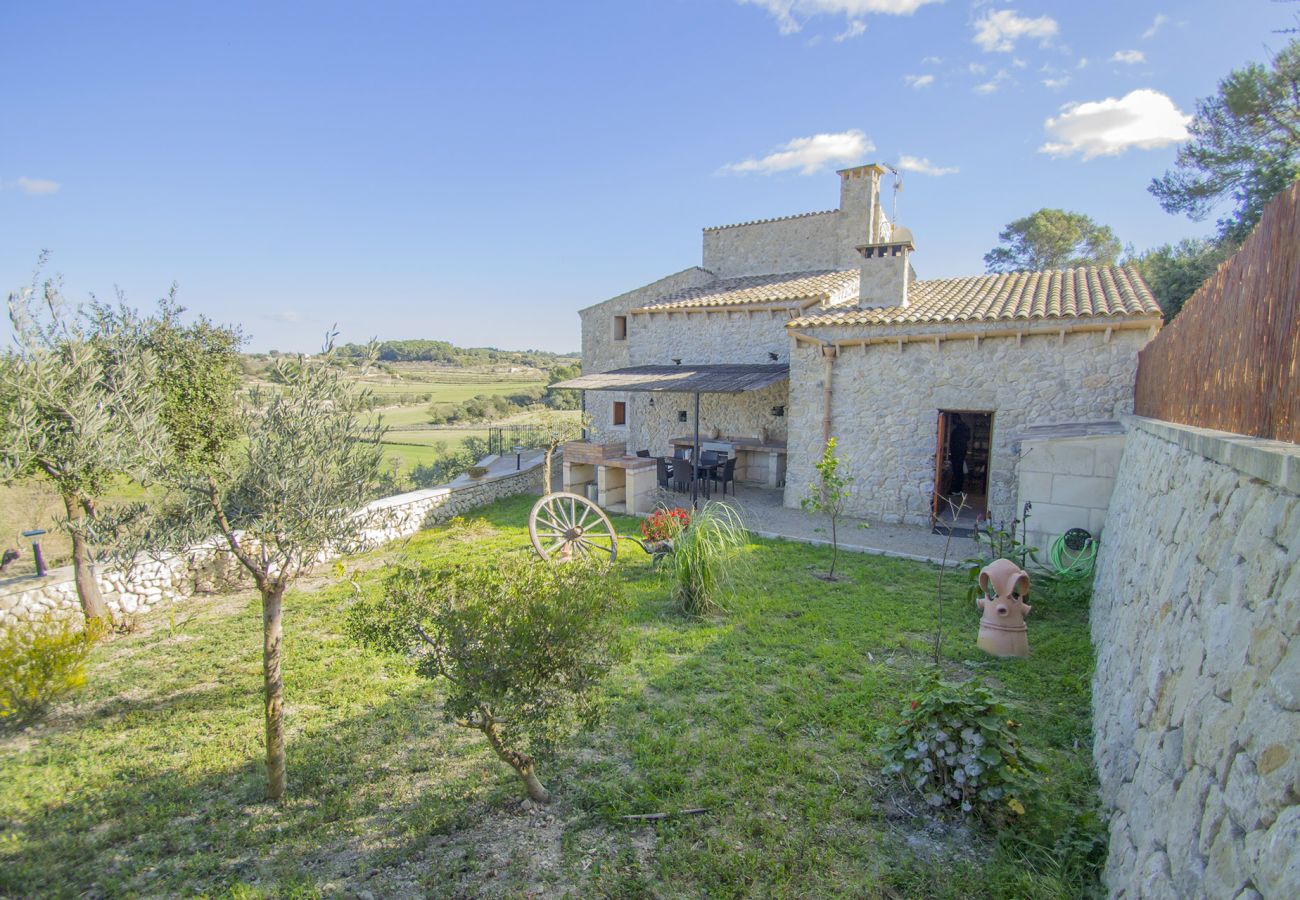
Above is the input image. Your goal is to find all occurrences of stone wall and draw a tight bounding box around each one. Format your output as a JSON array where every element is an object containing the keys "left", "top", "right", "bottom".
[
  {"left": 623, "top": 381, "right": 789, "bottom": 461},
  {"left": 783, "top": 323, "right": 1151, "bottom": 525},
  {"left": 702, "top": 211, "right": 844, "bottom": 278},
  {"left": 1091, "top": 418, "right": 1299, "bottom": 898},
  {"left": 579, "top": 267, "right": 716, "bottom": 445},
  {"left": 701, "top": 164, "right": 885, "bottom": 278},
  {"left": 1015, "top": 425, "right": 1125, "bottom": 553},
  {"left": 0, "top": 460, "right": 547, "bottom": 629}
]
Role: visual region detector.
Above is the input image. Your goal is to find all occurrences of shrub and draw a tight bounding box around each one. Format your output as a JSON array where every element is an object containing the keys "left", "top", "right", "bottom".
[
  {"left": 640, "top": 506, "right": 691, "bottom": 544},
  {"left": 0, "top": 615, "right": 106, "bottom": 725},
  {"left": 466, "top": 466, "right": 489, "bottom": 478},
  {"left": 878, "top": 670, "right": 1041, "bottom": 823},
  {"left": 346, "top": 554, "right": 625, "bottom": 803},
  {"left": 667, "top": 501, "right": 748, "bottom": 616}
]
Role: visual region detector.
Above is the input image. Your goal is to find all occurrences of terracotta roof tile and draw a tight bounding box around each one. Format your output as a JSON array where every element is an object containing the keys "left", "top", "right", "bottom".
[
  {"left": 787, "top": 266, "right": 1161, "bottom": 327},
  {"left": 636, "top": 269, "right": 860, "bottom": 311}
]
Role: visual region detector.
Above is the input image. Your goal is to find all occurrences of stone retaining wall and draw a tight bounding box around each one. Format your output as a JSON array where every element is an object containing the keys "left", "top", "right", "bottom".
[
  {"left": 1092, "top": 417, "right": 1299, "bottom": 898},
  {"left": 0, "top": 459, "right": 547, "bottom": 628}
]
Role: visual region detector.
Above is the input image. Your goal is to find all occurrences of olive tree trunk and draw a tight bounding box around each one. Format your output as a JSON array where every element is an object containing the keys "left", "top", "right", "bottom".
[
  {"left": 481, "top": 720, "right": 550, "bottom": 803},
  {"left": 62, "top": 491, "right": 108, "bottom": 621},
  {"left": 262, "top": 583, "right": 287, "bottom": 801}
]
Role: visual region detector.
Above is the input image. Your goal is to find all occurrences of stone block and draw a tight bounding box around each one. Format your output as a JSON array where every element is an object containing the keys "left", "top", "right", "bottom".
[
  {"left": 1254, "top": 805, "right": 1300, "bottom": 897},
  {"left": 1020, "top": 439, "right": 1096, "bottom": 476},
  {"left": 1093, "top": 437, "right": 1126, "bottom": 477},
  {"left": 1026, "top": 502, "right": 1092, "bottom": 538},
  {"left": 1050, "top": 474, "right": 1115, "bottom": 508},
  {"left": 1017, "top": 470, "right": 1052, "bottom": 502}
]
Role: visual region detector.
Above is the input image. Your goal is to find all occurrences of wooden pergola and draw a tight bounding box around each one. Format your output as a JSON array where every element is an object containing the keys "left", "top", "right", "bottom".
[{"left": 552, "top": 364, "right": 789, "bottom": 504}]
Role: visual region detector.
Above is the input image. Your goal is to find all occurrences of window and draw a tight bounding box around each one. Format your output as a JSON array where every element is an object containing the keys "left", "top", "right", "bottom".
[
  {"left": 613, "top": 315, "right": 627, "bottom": 341},
  {"left": 613, "top": 401, "right": 627, "bottom": 426}
]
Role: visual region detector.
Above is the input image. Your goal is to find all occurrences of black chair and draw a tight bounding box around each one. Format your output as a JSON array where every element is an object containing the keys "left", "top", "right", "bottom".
[
  {"left": 636, "top": 449, "right": 651, "bottom": 458},
  {"left": 668, "top": 457, "right": 697, "bottom": 495},
  {"left": 656, "top": 457, "right": 670, "bottom": 491},
  {"left": 710, "top": 456, "right": 737, "bottom": 497}
]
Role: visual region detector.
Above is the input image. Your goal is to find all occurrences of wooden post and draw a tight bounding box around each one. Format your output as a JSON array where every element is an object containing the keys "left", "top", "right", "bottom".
[{"left": 692, "top": 391, "right": 701, "bottom": 507}]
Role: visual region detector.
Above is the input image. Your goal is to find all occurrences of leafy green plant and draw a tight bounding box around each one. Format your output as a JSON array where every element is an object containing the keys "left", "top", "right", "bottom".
[
  {"left": 466, "top": 466, "right": 489, "bottom": 478},
  {"left": 667, "top": 501, "right": 748, "bottom": 616},
  {"left": 878, "top": 670, "right": 1041, "bottom": 823},
  {"left": 346, "top": 554, "right": 625, "bottom": 803},
  {"left": 800, "top": 437, "right": 857, "bottom": 579},
  {"left": 0, "top": 615, "right": 107, "bottom": 725}
]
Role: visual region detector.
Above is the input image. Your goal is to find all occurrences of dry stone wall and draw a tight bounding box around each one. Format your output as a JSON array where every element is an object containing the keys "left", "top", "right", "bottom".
[
  {"left": 0, "top": 461, "right": 547, "bottom": 629},
  {"left": 1092, "top": 418, "right": 1299, "bottom": 898}
]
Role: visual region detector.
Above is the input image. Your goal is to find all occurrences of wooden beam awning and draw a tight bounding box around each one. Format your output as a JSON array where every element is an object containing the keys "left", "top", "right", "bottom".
[{"left": 552, "top": 364, "right": 789, "bottom": 394}]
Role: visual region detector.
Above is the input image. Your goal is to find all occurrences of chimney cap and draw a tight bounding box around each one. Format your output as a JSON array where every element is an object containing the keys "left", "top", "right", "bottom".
[{"left": 836, "top": 163, "right": 889, "bottom": 179}]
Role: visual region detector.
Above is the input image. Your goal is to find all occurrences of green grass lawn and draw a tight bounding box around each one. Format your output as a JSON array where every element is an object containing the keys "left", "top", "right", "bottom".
[{"left": 0, "top": 495, "right": 1102, "bottom": 898}]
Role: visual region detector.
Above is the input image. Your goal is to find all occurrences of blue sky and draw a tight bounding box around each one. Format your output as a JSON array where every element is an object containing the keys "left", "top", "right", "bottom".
[{"left": 1, "top": 1, "right": 1290, "bottom": 353}]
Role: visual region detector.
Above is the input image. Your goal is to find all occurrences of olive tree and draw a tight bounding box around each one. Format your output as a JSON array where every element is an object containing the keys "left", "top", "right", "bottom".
[
  {"left": 0, "top": 269, "right": 164, "bottom": 621},
  {"left": 532, "top": 408, "right": 589, "bottom": 495},
  {"left": 801, "top": 437, "right": 855, "bottom": 580},
  {"left": 347, "top": 554, "right": 625, "bottom": 803},
  {"left": 146, "top": 340, "right": 386, "bottom": 800}
]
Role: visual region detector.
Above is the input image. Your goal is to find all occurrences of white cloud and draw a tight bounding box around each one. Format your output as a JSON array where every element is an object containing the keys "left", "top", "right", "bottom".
[
  {"left": 896, "top": 154, "right": 958, "bottom": 176},
  {"left": 1011, "top": 57, "right": 1028, "bottom": 68},
  {"left": 974, "top": 70, "right": 1012, "bottom": 94},
  {"left": 903, "top": 73, "right": 935, "bottom": 88},
  {"left": 1042, "top": 76, "right": 1070, "bottom": 90},
  {"left": 4, "top": 176, "right": 61, "bottom": 195},
  {"left": 968, "top": 61, "right": 987, "bottom": 74},
  {"left": 921, "top": 55, "right": 943, "bottom": 64},
  {"left": 833, "top": 20, "right": 866, "bottom": 41},
  {"left": 1142, "top": 13, "right": 1168, "bottom": 39},
  {"left": 973, "top": 9, "right": 1059, "bottom": 53},
  {"left": 1110, "top": 49, "right": 1146, "bottom": 64},
  {"left": 739, "top": 0, "right": 941, "bottom": 35},
  {"left": 1039, "top": 88, "right": 1191, "bottom": 159},
  {"left": 720, "top": 129, "right": 874, "bottom": 175},
  {"left": 1077, "top": 57, "right": 1089, "bottom": 69}
]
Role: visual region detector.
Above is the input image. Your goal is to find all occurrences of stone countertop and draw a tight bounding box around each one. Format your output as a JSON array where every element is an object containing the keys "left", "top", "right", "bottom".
[
  {"left": 670, "top": 435, "right": 788, "bottom": 452},
  {"left": 593, "top": 455, "right": 656, "bottom": 470}
]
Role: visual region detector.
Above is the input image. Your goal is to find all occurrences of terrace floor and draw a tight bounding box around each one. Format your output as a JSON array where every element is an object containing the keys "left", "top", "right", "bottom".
[{"left": 660, "top": 483, "right": 977, "bottom": 565}]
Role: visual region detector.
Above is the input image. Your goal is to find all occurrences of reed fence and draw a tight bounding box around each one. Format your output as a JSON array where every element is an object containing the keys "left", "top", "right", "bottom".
[{"left": 1134, "top": 181, "right": 1300, "bottom": 443}]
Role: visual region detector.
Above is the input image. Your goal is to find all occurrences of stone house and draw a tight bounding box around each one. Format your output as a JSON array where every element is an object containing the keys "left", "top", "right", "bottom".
[{"left": 572, "top": 164, "right": 1163, "bottom": 542}]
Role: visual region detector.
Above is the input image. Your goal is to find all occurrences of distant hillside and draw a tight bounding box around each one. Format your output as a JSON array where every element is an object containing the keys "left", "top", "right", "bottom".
[{"left": 335, "top": 339, "right": 578, "bottom": 368}]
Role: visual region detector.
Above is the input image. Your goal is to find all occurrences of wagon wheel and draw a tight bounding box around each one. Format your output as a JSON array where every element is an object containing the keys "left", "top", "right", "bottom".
[{"left": 528, "top": 492, "right": 618, "bottom": 562}]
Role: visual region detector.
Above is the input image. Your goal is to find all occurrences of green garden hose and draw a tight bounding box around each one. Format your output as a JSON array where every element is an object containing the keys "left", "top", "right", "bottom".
[{"left": 1050, "top": 528, "right": 1098, "bottom": 577}]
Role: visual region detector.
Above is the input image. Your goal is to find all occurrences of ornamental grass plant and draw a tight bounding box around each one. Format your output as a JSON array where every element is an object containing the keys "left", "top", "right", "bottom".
[{"left": 667, "top": 501, "right": 748, "bottom": 616}]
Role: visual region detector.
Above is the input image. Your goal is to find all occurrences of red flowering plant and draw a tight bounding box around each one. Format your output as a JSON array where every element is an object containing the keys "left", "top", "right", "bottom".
[{"left": 641, "top": 507, "right": 691, "bottom": 544}]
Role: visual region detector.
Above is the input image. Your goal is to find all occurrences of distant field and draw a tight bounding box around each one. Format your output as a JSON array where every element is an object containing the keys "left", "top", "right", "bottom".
[
  {"left": 1, "top": 365, "right": 576, "bottom": 575},
  {"left": 0, "top": 478, "right": 153, "bottom": 577}
]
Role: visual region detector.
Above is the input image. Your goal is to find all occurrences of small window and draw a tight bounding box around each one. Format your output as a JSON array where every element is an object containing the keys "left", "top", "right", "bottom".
[
  {"left": 613, "top": 401, "right": 626, "bottom": 426},
  {"left": 613, "top": 316, "right": 627, "bottom": 341}
]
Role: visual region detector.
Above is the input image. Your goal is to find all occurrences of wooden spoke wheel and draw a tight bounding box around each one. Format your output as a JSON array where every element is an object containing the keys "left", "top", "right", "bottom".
[{"left": 528, "top": 492, "right": 618, "bottom": 562}]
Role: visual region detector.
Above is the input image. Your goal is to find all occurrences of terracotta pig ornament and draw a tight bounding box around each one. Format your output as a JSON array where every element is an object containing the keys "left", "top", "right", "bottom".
[{"left": 975, "top": 558, "right": 1032, "bottom": 658}]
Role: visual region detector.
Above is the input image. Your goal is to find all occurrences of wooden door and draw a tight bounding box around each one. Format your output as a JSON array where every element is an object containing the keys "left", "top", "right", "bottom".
[{"left": 931, "top": 410, "right": 948, "bottom": 528}]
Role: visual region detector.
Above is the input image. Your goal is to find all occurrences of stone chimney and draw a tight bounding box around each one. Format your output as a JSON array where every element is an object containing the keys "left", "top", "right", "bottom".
[
  {"left": 836, "top": 164, "right": 887, "bottom": 265},
  {"left": 856, "top": 226, "right": 915, "bottom": 309}
]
